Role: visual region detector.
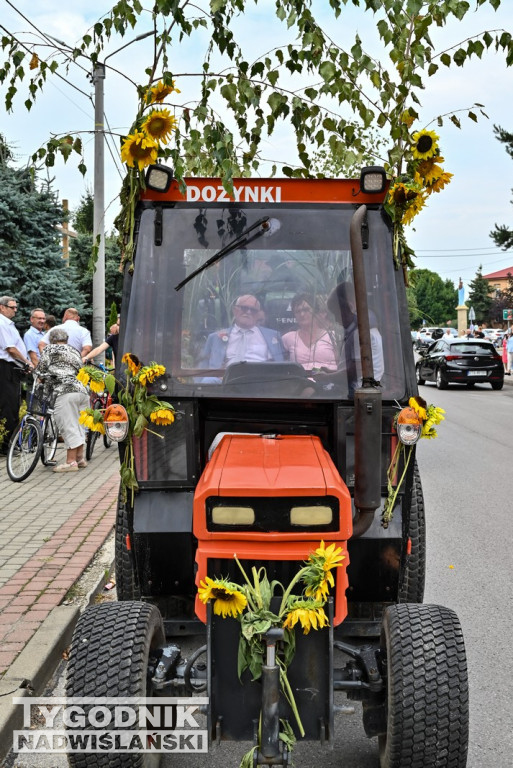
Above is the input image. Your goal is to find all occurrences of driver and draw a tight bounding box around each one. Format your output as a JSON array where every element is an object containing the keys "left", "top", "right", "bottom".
[{"left": 198, "top": 294, "right": 285, "bottom": 371}]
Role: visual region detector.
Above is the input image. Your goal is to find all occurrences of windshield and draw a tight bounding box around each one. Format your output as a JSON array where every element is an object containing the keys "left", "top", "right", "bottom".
[{"left": 122, "top": 204, "right": 406, "bottom": 400}]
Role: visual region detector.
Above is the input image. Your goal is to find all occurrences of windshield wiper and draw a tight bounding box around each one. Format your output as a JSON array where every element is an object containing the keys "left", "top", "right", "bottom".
[{"left": 174, "top": 216, "right": 270, "bottom": 291}]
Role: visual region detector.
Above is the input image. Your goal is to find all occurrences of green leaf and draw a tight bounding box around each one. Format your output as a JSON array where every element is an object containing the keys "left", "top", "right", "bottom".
[
  {"left": 104, "top": 374, "right": 116, "bottom": 394},
  {"left": 319, "top": 60, "right": 336, "bottom": 82}
]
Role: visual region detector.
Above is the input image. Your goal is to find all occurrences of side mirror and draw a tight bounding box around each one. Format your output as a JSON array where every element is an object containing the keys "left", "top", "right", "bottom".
[{"left": 431, "top": 329, "right": 443, "bottom": 340}]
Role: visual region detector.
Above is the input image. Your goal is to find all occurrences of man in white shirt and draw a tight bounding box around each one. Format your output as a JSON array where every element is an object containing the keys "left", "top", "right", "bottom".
[
  {"left": 38, "top": 308, "right": 92, "bottom": 357},
  {"left": 0, "top": 296, "right": 33, "bottom": 450},
  {"left": 198, "top": 295, "right": 285, "bottom": 370},
  {"left": 23, "top": 307, "right": 46, "bottom": 366}
]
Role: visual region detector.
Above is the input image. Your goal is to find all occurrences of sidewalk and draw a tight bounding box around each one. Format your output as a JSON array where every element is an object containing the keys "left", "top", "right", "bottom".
[{"left": 0, "top": 443, "right": 119, "bottom": 671}]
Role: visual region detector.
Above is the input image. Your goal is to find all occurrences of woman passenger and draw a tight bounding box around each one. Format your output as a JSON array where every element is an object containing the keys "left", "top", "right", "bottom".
[{"left": 282, "top": 293, "right": 338, "bottom": 372}]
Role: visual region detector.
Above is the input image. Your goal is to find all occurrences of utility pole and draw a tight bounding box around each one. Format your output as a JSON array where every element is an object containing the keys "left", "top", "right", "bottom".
[{"left": 92, "top": 63, "right": 106, "bottom": 359}]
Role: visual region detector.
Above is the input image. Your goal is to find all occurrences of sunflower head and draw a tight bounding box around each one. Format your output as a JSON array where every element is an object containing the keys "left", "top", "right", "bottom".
[
  {"left": 408, "top": 395, "right": 427, "bottom": 422},
  {"left": 142, "top": 109, "right": 177, "bottom": 143},
  {"left": 122, "top": 353, "right": 141, "bottom": 376},
  {"left": 148, "top": 80, "right": 181, "bottom": 104},
  {"left": 411, "top": 129, "right": 439, "bottom": 160},
  {"left": 283, "top": 598, "right": 329, "bottom": 634},
  {"left": 197, "top": 576, "right": 247, "bottom": 618},
  {"left": 149, "top": 407, "right": 175, "bottom": 426},
  {"left": 138, "top": 363, "right": 166, "bottom": 387},
  {"left": 120, "top": 130, "right": 158, "bottom": 171}
]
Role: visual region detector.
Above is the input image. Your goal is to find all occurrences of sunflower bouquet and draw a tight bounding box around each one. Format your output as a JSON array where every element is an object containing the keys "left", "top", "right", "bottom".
[
  {"left": 116, "top": 77, "right": 180, "bottom": 268},
  {"left": 77, "top": 353, "right": 175, "bottom": 499},
  {"left": 198, "top": 541, "right": 344, "bottom": 764},
  {"left": 382, "top": 395, "right": 445, "bottom": 528}
]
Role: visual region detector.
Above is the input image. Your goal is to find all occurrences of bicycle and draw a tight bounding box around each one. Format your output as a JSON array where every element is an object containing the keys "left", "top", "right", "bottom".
[
  {"left": 6, "top": 372, "right": 58, "bottom": 482},
  {"left": 85, "top": 364, "right": 113, "bottom": 461}
]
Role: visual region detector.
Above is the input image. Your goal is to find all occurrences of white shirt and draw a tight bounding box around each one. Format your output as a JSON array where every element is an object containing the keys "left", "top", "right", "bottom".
[
  {"left": 41, "top": 319, "right": 92, "bottom": 353},
  {"left": 0, "top": 314, "right": 28, "bottom": 362},
  {"left": 225, "top": 325, "right": 270, "bottom": 365}
]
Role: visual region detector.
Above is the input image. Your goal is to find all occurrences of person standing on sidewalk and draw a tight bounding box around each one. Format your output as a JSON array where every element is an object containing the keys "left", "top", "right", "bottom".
[
  {"left": 0, "top": 296, "right": 34, "bottom": 452},
  {"left": 36, "top": 327, "right": 90, "bottom": 472},
  {"left": 23, "top": 307, "right": 46, "bottom": 367},
  {"left": 38, "top": 307, "right": 92, "bottom": 358},
  {"left": 507, "top": 331, "right": 513, "bottom": 376}
]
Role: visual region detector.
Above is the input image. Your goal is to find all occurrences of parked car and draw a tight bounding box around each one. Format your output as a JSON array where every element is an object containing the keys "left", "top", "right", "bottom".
[
  {"left": 416, "top": 337, "right": 504, "bottom": 390},
  {"left": 482, "top": 328, "right": 501, "bottom": 342},
  {"left": 415, "top": 327, "right": 443, "bottom": 352}
]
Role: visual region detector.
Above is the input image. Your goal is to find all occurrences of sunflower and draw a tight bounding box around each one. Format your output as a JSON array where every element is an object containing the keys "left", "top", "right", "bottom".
[
  {"left": 283, "top": 599, "right": 329, "bottom": 634},
  {"left": 303, "top": 541, "right": 344, "bottom": 601},
  {"left": 77, "top": 368, "right": 90, "bottom": 387},
  {"left": 401, "top": 193, "right": 426, "bottom": 226},
  {"left": 388, "top": 182, "right": 419, "bottom": 207},
  {"left": 122, "top": 353, "right": 141, "bottom": 376},
  {"left": 148, "top": 80, "right": 181, "bottom": 104},
  {"left": 138, "top": 363, "right": 166, "bottom": 386},
  {"left": 79, "top": 409, "right": 106, "bottom": 434},
  {"left": 197, "top": 576, "right": 247, "bottom": 618},
  {"left": 409, "top": 395, "right": 427, "bottom": 422},
  {"left": 89, "top": 378, "right": 105, "bottom": 394},
  {"left": 150, "top": 408, "right": 175, "bottom": 425},
  {"left": 311, "top": 541, "right": 345, "bottom": 572},
  {"left": 416, "top": 156, "right": 444, "bottom": 186},
  {"left": 411, "top": 129, "right": 439, "bottom": 160},
  {"left": 121, "top": 130, "right": 158, "bottom": 171},
  {"left": 428, "top": 170, "right": 453, "bottom": 194},
  {"left": 142, "top": 109, "right": 177, "bottom": 143}
]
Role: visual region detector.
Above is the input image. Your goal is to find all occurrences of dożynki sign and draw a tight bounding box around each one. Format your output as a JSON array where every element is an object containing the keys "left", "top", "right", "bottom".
[{"left": 12, "top": 697, "right": 208, "bottom": 754}]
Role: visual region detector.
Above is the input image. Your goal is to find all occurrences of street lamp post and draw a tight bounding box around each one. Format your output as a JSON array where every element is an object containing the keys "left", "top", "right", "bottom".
[
  {"left": 90, "top": 31, "right": 155, "bottom": 358},
  {"left": 92, "top": 63, "right": 106, "bottom": 357}
]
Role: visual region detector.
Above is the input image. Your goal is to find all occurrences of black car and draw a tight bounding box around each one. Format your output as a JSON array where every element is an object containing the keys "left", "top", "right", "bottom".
[{"left": 416, "top": 337, "right": 504, "bottom": 390}]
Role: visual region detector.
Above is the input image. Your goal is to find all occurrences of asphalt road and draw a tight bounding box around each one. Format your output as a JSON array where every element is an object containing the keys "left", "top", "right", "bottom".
[{"left": 5, "top": 380, "right": 512, "bottom": 768}]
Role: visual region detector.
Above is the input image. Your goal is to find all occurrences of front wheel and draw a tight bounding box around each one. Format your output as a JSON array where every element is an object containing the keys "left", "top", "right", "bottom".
[
  {"left": 85, "top": 428, "right": 99, "bottom": 461},
  {"left": 41, "top": 415, "right": 58, "bottom": 465},
  {"left": 379, "top": 604, "right": 468, "bottom": 768},
  {"left": 66, "top": 601, "right": 165, "bottom": 768},
  {"left": 435, "top": 368, "right": 448, "bottom": 390},
  {"left": 7, "top": 417, "right": 43, "bottom": 482}
]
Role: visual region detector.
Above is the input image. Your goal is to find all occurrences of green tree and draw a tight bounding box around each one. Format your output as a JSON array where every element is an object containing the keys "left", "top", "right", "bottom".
[
  {"left": 69, "top": 191, "right": 123, "bottom": 328},
  {"left": 0, "top": 143, "right": 85, "bottom": 328},
  {"left": 490, "top": 125, "right": 513, "bottom": 251},
  {"left": 2, "top": 2, "right": 511, "bottom": 184},
  {"left": 467, "top": 266, "right": 493, "bottom": 324},
  {"left": 410, "top": 268, "right": 458, "bottom": 326}
]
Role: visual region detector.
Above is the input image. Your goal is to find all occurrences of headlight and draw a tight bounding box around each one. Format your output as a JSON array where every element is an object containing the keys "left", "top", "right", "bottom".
[
  {"left": 211, "top": 506, "right": 255, "bottom": 525},
  {"left": 396, "top": 406, "right": 422, "bottom": 445},
  {"left": 103, "top": 404, "right": 129, "bottom": 442},
  {"left": 290, "top": 506, "right": 333, "bottom": 526}
]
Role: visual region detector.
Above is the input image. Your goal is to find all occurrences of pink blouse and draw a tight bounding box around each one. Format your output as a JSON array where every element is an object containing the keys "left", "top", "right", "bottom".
[{"left": 282, "top": 330, "right": 338, "bottom": 371}]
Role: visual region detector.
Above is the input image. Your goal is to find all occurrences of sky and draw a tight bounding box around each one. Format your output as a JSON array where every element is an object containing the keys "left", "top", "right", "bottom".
[{"left": 1, "top": 0, "right": 513, "bottom": 298}]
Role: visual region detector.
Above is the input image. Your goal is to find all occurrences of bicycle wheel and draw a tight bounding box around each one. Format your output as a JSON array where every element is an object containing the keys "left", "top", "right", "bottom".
[
  {"left": 41, "top": 415, "right": 58, "bottom": 466},
  {"left": 103, "top": 431, "right": 112, "bottom": 449},
  {"left": 7, "top": 417, "right": 43, "bottom": 482}
]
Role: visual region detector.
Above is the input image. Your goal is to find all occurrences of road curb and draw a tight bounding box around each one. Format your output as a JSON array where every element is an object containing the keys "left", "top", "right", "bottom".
[{"left": 0, "top": 546, "right": 114, "bottom": 764}]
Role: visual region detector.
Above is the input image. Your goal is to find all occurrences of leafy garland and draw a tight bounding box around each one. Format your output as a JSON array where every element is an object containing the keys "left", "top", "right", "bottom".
[
  {"left": 382, "top": 395, "right": 446, "bottom": 528},
  {"left": 198, "top": 541, "right": 344, "bottom": 767},
  {"left": 77, "top": 353, "right": 175, "bottom": 500}
]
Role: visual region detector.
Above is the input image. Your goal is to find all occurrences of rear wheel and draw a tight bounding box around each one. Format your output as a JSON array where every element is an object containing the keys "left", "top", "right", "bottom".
[
  {"left": 398, "top": 462, "right": 425, "bottom": 603},
  {"left": 66, "top": 601, "right": 165, "bottom": 768},
  {"left": 491, "top": 381, "right": 504, "bottom": 390},
  {"left": 415, "top": 366, "right": 425, "bottom": 386},
  {"left": 7, "top": 417, "right": 43, "bottom": 482},
  {"left": 41, "top": 415, "right": 58, "bottom": 465},
  {"left": 379, "top": 604, "right": 469, "bottom": 768},
  {"left": 115, "top": 490, "right": 140, "bottom": 600},
  {"left": 435, "top": 368, "right": 448, "bottom": 390}
]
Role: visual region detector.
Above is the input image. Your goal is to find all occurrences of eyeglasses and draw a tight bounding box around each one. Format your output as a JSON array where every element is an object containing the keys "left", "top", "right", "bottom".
[
  {"left": 3, "top": 304, "right": 17, "bottom": 310},
  {"left": 235, "top": 305, "right": 259, "bottom": 314}
]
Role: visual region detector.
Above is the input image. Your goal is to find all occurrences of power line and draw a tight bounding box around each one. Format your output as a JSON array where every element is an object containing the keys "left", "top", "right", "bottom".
[{"left": 416, "top": 246, "right": 505, "bottom": 252}]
